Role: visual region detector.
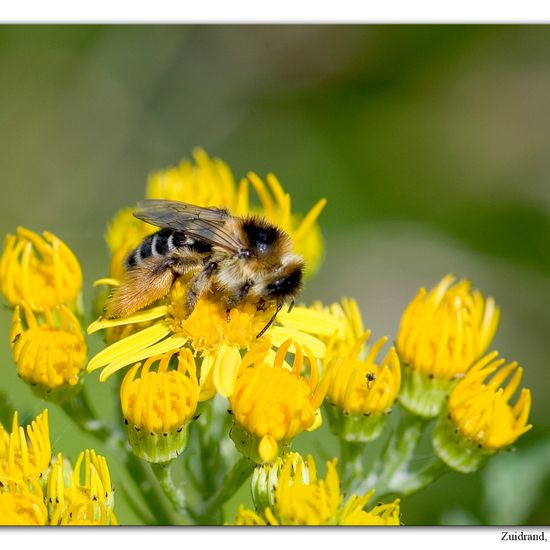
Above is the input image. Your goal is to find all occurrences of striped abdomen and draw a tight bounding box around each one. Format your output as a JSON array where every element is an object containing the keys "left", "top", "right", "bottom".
[{"left": 125, "top": 228, "right": 211, "bottom": 270}]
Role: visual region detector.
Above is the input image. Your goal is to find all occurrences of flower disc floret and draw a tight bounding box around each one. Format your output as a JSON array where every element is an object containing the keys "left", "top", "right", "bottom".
[
  {"left": 120, "top": 350, "right": 199, "bottom": 462},
  {"left": 433, "top": 351, "right": 532, "bottom": 473},
  {"left": 47, "top": 450, "right": 117, "bottom": 526},
  {"left": 396, "top": 274, "right": 500, "bottom": 417},
  {"left": 0, "top": 477, "right": 48, "bottom": 525},
  {"left": 0, "top": 410, "right": 51, "bottom": 482},
  {"left": 229, "top": 340, "right": 330, "bottom": 463},
  {"left": 325, "top": 330, "right": 401, "bottom": 442},
  {"left": 0, "top": 227, "right": 82, "bottom": 311},
  {"left": 234, "top": 454, "right": 400, "bottom": 526},
  {"left": 11, "top": 303, "right": 86, "bottom": 400}
]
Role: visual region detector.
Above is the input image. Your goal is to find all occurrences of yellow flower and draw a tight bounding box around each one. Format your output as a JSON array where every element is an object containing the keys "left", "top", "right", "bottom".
[
  {"left": 327, "top": 331, "right": 401, "bottom": 415},
  {"left": 0, "top": 227, "right": 82, "bottom": 311},
  {"left": 10, "top": 303, "right": 86, "bottom": 401},
  {"left": 234, "top": 455, "right": 400, "bottom": 525},
  {"left": 0, "top": 477, "right": 48, "bottom": 525},
  {"left": 251, "top": 451, "right": 312, "bottom": 512},
  {"left": 396, "top": 274, "right": 500, "bottom": 418},
  {"left": 47, "top": 450, "right": 117, "bottom": 526},
  {"left": 120, "top": 350, "right": 199, "bottom": 462},
  {"left": 433, "top": 351, "right": 532, "bottom": 473},
  {"left": 229, "top": 340, "right": 330, "bottom": 463},
  {"left": 87, "top": 278, "right": 330, "bottom": 400},
  {"left": 0, "top": 410, "right": 51, "bottom": 482},
  {"left": 325, "top": 330, "right": 401, "bottom": 442}
]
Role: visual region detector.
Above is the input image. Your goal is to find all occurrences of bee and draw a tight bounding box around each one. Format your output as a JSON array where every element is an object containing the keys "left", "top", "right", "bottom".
[{"left": 105, "top": 199, "right": 304, "bottom": 337}]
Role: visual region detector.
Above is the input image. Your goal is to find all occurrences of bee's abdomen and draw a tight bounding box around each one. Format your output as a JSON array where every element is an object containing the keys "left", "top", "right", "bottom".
[{"left": 125, "top": 229, "right": 211, "bottom": 269}]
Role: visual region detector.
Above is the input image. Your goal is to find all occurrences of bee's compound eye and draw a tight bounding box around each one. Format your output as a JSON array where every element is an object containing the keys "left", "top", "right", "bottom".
[{"left": 266, "top": 267, "right": 303, "bottom": 298}]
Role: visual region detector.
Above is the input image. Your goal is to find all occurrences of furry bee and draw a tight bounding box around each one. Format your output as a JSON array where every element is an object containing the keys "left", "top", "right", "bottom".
[{"left": 105, "top": 199, "right": 304, "bottom": 336}]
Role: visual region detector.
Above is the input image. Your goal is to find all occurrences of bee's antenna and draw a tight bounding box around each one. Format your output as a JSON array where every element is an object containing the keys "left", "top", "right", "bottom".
[
  {"left": 256, "top": 303, "right": 283, "bottom": 338},
  {"left": 287, "top": 300, "right": 295, "bottom": 314}
]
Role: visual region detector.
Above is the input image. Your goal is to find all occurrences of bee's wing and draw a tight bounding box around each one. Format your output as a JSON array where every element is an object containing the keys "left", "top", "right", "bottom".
[{"left": 134, "top": 199, "right": 246, "bottom": 253}]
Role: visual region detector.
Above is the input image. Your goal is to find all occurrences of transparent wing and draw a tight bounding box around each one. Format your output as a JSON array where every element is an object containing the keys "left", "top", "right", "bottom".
[{"left": 134, "top": 199, "right": 245, "bottom": 253}]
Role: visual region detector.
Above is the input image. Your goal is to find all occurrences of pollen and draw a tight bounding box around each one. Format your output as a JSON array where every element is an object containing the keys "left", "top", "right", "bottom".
[
  {"left": 11, "top": 303, "right": 86, "bottom": 393},
  {"left": 0, "top": 227, "right": 82, "bottom": 311},
  {"left": 169, "top": 281, "right": 275, "bottom": 353},
  {"left": 229, "top": 340, "right": 330, "bottom": 462}
]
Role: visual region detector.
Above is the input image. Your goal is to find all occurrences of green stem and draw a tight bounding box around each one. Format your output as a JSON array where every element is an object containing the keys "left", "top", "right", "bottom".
[
  {"left": 59, "top": 387, "right": 179, "bottom": 525},
  {"left": 61, "top": 388, "right": 115, "bottom": 443},
  {"left": 191, "top": 455, "right": 255, "bottom": 524},
  {"left": 353, "top": 409, "right": 428, "bottom": 495},
  {"left": 376, "top": 457, "right": 449, "bottom": 500},
  {"left": 340, "top": 439, "right": 366, "bottom": 492},
  {"left": 150, "top": 461, "right": 189, "bottom": 521}
]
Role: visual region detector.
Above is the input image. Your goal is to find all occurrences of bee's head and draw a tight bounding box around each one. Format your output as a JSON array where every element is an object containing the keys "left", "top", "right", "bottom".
[
  {"left": 265, "top": 256, "right": 304, "bottom": 301},
  {"left": 242, "top": 216, "right": 292, "bottom": 259}
]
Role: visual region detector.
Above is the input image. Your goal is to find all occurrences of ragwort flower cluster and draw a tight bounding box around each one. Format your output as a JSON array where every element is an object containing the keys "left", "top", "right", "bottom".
[{"left": 0, "top": 148, "right": 533, "bottom": 525}]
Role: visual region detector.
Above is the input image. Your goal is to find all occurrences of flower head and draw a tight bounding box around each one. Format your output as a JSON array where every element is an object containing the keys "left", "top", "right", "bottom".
[
  {"left": 0, "top": 227, "right": 82, "bottom": 312},
  {"left": 0, "top": 477, "right": 48, "bottom": 525},
  {"left": 120, "top": 350, "right": 199, "bottom": 462},
  {"left": 229, "top": 340, "right": 330, "bottom": 463},
  {"left": 47, "top": 450, "right": 117, "bottom": 525},
  {"left": 325, "top": 330, "right": 401, "bottom": 442},
  {"left": 251, "top": 451, "right": 312, "bottom": 512},
  {"left": 396, "top": 274, "right": 500, "bottom": 417},
  {"left": 235, "top": 454, "right": 400, "bottom": 525},
  {"left": 0, "top": 410, "right": 51, "bottom": 483},
  {"left": 433, "top": 351, "right": 532, "bottom": 473},
  {"left": 87, "top": 278, "right": 329, "bottom": 399},
  {"left": 10, "top": 303, "right": 86, "bottom": 401}
]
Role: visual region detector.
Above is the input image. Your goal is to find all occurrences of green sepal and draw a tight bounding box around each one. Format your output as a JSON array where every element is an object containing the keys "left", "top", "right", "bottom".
[
  {"left": 127, "top": 422, "right": 189, "bottom": 463},
  {"left": 432, "top": 411, "right": 494, "bottom": 473},
  {"left": 399, "top": 365, "right": 458, "bottom": 419},
  {"left": 325, "top": 402, "right": 388, "bottom": 443}
]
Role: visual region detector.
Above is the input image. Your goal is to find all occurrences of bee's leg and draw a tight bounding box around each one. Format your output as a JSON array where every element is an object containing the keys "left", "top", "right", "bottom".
[
  {"left": 256, "top": 297, "right": 267, "bottom": 312},
  {"left": 184, "top": 261, "right": 217, "bottom": 318},
  {"left": 105, "top": 257, "right": 175, "bottom": 319},
  {"left": 224, "top": 280, "right": 254, "bottom": 323},
  {"left": 256, "top": 302, "right": 283, "bottom": 338}
]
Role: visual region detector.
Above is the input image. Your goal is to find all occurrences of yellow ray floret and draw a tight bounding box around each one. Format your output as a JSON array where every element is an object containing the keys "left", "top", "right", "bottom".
[
  {"left": 0, "top": 227, "right": 82, "bottom": 311},
  {"left": 327, "top": 331, "right": 401, "bottom": 415},
  {"left": 120, "top": 349, "right": 199, "bottom": 434},
  {"left": 87, "top": 279, "right": 329, "bottom": 400},
  {"left": 0, "top": 410, "right": 51, "bottom": 482},
  {"left": 11, "top": 303, "right": 86, "bottom": 392},
  {"left": 229, "top": 340, "right": 331, "bottom": 463},
  {"left": 397, "top": 274, "right": 499, "bottom": 379},
  {"left": 448, "top": 351, "right": 532, "bottom": 450},
  {"left": 234, "top": 454, "right": 400, "bottom": 526},
  {"left": 47, "top": 450, "right": 117, "bottom": 526},
  {"left": 0, "top": 477, "right": 48, "bottom": 526}
]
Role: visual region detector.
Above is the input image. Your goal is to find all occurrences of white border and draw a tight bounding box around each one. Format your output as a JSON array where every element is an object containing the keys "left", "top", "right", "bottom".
[
  {"left": 1, "top": 0, "right": 550, "bottom": 23},
  {"left": 1, "top": 526, "right": 549, "bottom": 550}
]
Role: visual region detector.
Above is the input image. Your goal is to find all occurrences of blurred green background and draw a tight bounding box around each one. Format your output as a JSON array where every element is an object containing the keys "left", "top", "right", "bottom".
[{"left": 0, "top": 25, "right": 549, "bottom": 525}]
